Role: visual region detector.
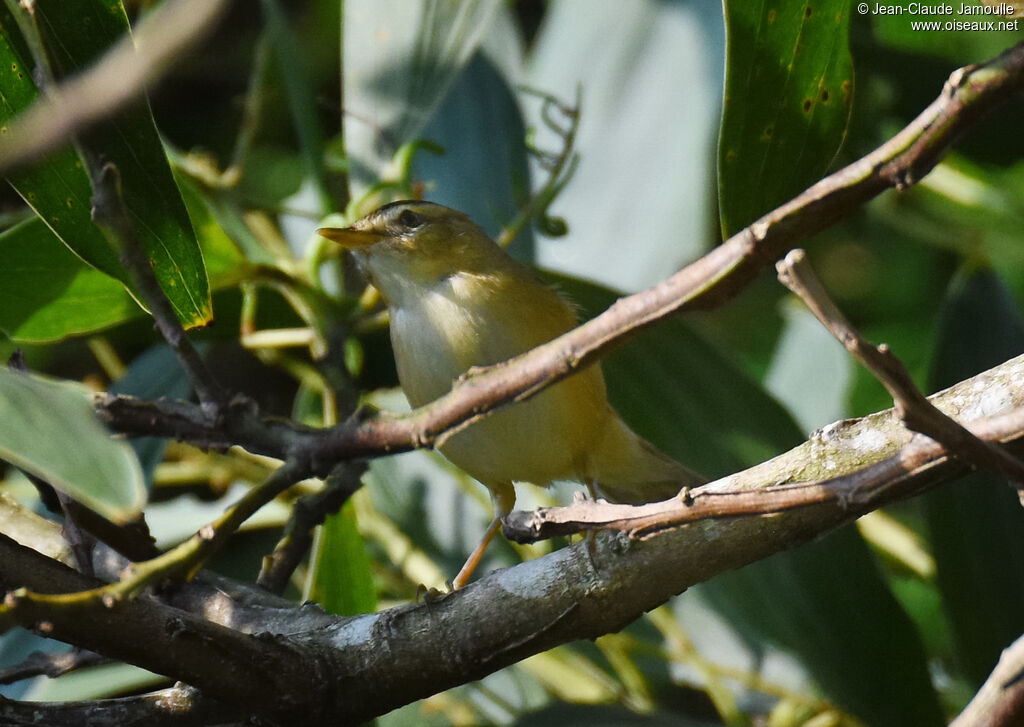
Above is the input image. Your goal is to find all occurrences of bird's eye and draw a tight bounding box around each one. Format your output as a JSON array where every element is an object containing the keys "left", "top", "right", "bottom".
[{"left": 397, "top": 209, "right": 423, "bottom": 229}]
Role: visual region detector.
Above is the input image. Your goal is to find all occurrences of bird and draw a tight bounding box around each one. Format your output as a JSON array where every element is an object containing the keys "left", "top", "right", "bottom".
[{"left": 318, "top": 200, "right": 703, "bottom": 588}]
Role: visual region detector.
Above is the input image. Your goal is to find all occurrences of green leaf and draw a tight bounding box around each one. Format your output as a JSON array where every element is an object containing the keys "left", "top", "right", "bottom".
[
  {"left": 870, "top": 0, "right": 1022, "bottom": 64},
  {"left": 718, "top": 0, "right": 853, "bottom": 237},
  {"left": 0, "top": 218, "right": 140, "bottom": 342},
  {"left": 0, "top": 6, "right": 128, "bottom": 291},
  {"left": 924, "top": 265, "right": 1024, "bottom": 688},
  {"left": 0, "top": 0, "right": 212, "bottom": 327},
  {"left": 0, "top": 175, "right": 243, "bottom": 343},
  {"left": 305, "top": 501, "right": 377, "bottom": 616},
  {"left": 0, "top": 368, "right": 145, "bottom": 522}
]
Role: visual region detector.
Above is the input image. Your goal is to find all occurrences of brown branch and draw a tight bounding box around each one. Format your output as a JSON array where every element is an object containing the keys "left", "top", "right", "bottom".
[
  {"left": 776, "top": 248, "right": 1024, "bottom": 487},
  {"left": 92, "top": 40, "right": 1024, "bottom": 476},
  {"left": 503, "top": 354, "right": 1024, "bottom": 543},
  {"left": 0, "top": 534, "right": 322, "bottom": 725},
  {"left": 88, "top": 162, "right": 227, "bottom": 411},
  {"left": 951, "top": 632, "right": 1024, "bottom": 727},
  {"left": 256, "top": 461, "right": 366, "bottom": 594},
  {"left": 7, "top": 355, "right": 1024, "bottom": 725}
]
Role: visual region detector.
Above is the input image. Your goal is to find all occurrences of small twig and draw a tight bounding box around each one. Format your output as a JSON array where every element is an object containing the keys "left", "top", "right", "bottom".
[
  {"left": 0, "top": 648, "right": 108, "bottom": 685},
  {"left": 89, "top": 163, "right": 226, "bottom": 412},
  {"left": 0, "top": 685, "right": 241, "bottom": 727},
  {"left": 257, "top": 462, "right": 366, "bottom": 594},
  {"left": 951, "top": 632, "right": 1024, "bottom": 727},
  {"left": 776, "top": 249, "right": 1024, "bottom": 487},
  {"left": 503, "top": 394, "right": 1024, "bottom": 543},
  {"left": 497, "top": 85, "right": 581, "bottom": 246}
]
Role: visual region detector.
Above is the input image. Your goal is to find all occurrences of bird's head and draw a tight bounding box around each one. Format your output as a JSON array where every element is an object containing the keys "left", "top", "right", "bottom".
[{"left": 318, "top": 200, "right": 506, "bottom": 304}]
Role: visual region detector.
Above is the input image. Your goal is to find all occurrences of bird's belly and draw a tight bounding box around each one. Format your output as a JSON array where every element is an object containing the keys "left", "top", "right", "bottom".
[
  {"left": 440, "top": 376, "right": 604, "bottom": 486},
  {"left": 389, "top": 294, "right": 607, "bottom": 487}
]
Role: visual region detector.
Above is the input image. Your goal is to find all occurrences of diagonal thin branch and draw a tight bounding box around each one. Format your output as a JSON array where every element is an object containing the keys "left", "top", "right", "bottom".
[
  {"left": 776, "top": 248, "right": 1024, "bottom": 487},
  {"left": 503, "top": 354, "right": 1024, "bottom": 543},
  {"left": 951, "top": 632, "right": 1024, "bottom": 727},
  {"left": 92, "top": 40, "right": 1024, "bottom": 475}
]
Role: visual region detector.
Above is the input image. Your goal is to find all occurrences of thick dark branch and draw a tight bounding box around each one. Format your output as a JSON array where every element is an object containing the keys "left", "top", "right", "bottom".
[
  {"left": 0, "top": 685, "right": 241, "bottom": 727},
  {"left": 10, "top": 355, "right": 1024, "bottom": 725},
  {"left": 0, "top": 535, "right": 323, "bottom": 725}
]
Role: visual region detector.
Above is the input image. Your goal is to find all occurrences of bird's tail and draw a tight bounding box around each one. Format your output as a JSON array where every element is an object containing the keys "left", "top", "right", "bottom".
[{"left": 590, "top": 415, "right": 705, "bottom": 504}]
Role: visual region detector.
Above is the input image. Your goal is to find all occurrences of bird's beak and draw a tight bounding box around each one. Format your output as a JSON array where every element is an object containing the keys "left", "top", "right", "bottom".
[{"left": 316, "top": 226, "right": 381, "bottom": 249}]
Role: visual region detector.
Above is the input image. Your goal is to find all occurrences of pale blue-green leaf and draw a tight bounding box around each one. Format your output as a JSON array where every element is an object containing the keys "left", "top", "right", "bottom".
[
  {"left": 524, "top": 0, "right": 723, "bottom": 292},
  {"left": 343, "top": 0, "right": 501, "bottom": 188},
  {"left": 764, "top": 298, "right": 853, "bottom": 434},
  {"left": 413, "top": 52, "right": 535, "bottom": 261},
  {"left": 110, "top": 344, "right": 196, "bottom": 486},
  {"left": 0, "top": 369, "right": 145, "bottom": 522}
]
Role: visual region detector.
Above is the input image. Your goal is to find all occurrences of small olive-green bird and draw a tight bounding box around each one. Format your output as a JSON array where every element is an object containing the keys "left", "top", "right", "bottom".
[{"left": 319, "top": 201, "right": 702, "bottom": 588}]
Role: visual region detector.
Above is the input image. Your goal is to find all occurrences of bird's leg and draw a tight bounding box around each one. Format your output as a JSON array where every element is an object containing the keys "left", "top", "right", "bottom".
[
  {"left": 581, "top": 478, "right": 601, "bottom": 576},
  {"left": 450, "top": 481, "right": 515, "bottom": 590}
]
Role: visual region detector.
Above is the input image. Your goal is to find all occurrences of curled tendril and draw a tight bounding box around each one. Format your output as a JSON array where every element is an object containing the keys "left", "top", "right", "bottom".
[{"left": 496, "top": 85, "right": 582, "bottom": 246}]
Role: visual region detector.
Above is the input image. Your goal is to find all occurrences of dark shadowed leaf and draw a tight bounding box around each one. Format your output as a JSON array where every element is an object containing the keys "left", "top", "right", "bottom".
[
  {"left": 718, "top": 0, "right": 853, "bottom": 237},
  {"left": 924, "top": 265, "right": 1024, "bottom": 687}
]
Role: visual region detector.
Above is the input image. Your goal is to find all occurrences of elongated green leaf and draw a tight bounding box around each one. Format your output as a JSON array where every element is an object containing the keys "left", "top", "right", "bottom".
[
  {"left": 924, "top": 266, "right": 1024, "bottom": 688},
  {"left": 553, "top": 273, "right": 941, "bottom": 726},
  {"left": 0, "top": 218, "right": 140, "bottom": 342},
  {"left": 306, "top": 501, "right": 377, "bottom": 616},
  {"left": 0, "top": 0, "right": 212, "bottom": 327},
  {"left": 0, "top": 369, "right": 145, "bottom": 522},
  {"left": 0, "top": 4, "right": 128, "bottom": 290},
  {"left": 718, "top": 0, "right": 853, "bottom": 237}
]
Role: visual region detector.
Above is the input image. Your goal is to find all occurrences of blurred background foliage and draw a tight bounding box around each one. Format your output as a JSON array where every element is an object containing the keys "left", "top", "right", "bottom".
[{"left": 0, "top": 0, "right": 1023, "bottom": 725}]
